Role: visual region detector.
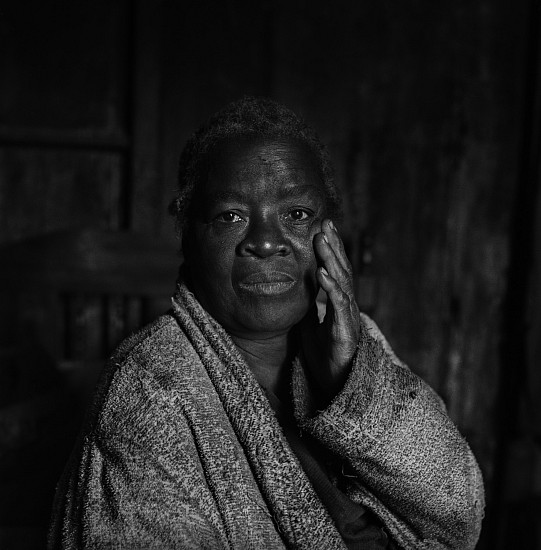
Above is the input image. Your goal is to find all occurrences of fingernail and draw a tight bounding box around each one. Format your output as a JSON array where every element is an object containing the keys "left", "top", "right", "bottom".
[
  {"left": 320, "top": 267, "right": 329, "bottom": 277},
  {"left": 329, "top": 220, "right": 336, "bottom": 231}
]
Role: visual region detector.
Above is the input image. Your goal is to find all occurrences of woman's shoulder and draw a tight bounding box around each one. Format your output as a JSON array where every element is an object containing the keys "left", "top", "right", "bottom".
[
  {"left": 84, "top": 313, "right": 203, "bottom": 433},
  {"left": 109, "top": 311, "right": 200, "bottom": 373},
  {"left": 110, "top": 312, "right": 181, "bottom": 360}
]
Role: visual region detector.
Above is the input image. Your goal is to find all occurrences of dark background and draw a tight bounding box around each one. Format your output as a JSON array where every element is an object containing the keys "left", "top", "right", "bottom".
[{"left": 0, "top": 0, "right": 540, "bottom": 548}]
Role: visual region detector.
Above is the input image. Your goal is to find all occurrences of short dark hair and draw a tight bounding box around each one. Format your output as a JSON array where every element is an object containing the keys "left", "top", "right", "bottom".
[{"left": 168, "top": 96, "right": 341, "bottom": 237}]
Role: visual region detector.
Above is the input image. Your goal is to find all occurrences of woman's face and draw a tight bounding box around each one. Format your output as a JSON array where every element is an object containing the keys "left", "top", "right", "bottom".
[{"left": 184, "top": 136, "right": 327, "bottom": 339}]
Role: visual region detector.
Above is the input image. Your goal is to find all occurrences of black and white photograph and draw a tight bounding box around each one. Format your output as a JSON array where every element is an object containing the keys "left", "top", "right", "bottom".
[{"left": 0, "top": 1, "right": 540, "bottom": 548}]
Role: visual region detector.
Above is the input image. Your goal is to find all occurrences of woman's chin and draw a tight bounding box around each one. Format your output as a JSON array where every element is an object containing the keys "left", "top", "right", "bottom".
[{"left": 233, "top": 302, "right": 309, "bottom": 337}]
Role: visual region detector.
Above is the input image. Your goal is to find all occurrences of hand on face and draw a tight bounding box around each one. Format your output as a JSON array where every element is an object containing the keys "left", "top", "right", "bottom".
[{"left": 300, "top": 218, "right": 361, "bottom": 407}]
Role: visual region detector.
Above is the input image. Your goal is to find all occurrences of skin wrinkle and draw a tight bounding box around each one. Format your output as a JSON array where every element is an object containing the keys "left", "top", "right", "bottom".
[
  {"left": 170, "top": 98, "right": 341, "bottom": 239},
  {"left": 185, "top": 138, "right": 324, "bottom": 333}
]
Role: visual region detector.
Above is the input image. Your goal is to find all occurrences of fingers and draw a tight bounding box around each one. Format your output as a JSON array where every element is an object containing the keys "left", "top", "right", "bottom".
[
  {"left": 316, "top": 265, "right": 359, "bottom": 370},
  {"left": 323, "top": 219, "right": 352, "bottom": 275},
  {"left": 308, "top": 219, "right": 361, "bottom": 388},
  {"left": 314, "top": 218, "right": 360, "bottom": 335},
  {"left": 316, "top": 266, "right": 351, "bottom": 317},
  {"left": 314, "top": 219, "right": 353, "bottom": 295}
]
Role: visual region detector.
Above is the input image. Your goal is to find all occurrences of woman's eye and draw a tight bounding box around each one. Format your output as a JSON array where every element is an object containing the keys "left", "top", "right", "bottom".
[
  {"left": 215, "top": 212, "right": 243, "bottom": 223},
  {"left": 287, "top": 209, "right": 311, "bottom": 222}
]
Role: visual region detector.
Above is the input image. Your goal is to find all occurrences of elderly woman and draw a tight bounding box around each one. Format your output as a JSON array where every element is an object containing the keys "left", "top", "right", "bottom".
[{"left": 49, "top": 98, "right": 484, "bottom": 549}]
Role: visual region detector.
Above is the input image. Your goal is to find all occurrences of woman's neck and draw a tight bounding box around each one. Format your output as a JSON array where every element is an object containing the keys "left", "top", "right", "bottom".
[{"left": 230, "top": 330, "right": 297, "bottom": 401}]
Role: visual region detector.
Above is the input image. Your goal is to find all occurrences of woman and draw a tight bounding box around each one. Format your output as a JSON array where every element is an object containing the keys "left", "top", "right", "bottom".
[{"left": 49, "top": 98, "right": 484, "bottom": 549}]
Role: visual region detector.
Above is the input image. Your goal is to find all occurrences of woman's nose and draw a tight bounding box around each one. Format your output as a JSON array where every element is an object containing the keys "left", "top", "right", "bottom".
[{"left": 238, "top": 217, "right": 291, "bottom": 258}]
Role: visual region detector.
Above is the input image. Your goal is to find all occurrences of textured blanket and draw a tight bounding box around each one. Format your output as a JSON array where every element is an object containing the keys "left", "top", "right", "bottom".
[{"left": 48, "top": 282, "right": 484, "bottom": 549}]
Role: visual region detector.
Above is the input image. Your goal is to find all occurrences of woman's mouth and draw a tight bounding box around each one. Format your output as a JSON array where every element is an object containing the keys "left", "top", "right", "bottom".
[{"left": 238, "top": 271, "right": 296, "bottom": 296}]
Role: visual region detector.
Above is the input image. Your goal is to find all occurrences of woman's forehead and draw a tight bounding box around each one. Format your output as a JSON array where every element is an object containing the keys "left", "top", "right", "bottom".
[
  {"left": 205, "top": 136, "right": 324, "bottom": 188},
  {"left": 202, "top": 183, "right": 326, "bottom": 208}
]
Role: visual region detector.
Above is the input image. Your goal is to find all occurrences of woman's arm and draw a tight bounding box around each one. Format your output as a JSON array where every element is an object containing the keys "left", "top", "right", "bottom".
[
  {"left": 294, "top": 315, "right": 485, "bottom": 550},
  {"left": 48, "top": 358, "right": 230, "bottom": 549},
  {"left": 298, "top": 219, "right": 484, "bottom": 549}
]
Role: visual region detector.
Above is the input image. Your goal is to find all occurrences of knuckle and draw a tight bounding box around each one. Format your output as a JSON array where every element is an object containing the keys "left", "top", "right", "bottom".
[{"left": 335, "top": 289, "right": 349, "bottom": 307}]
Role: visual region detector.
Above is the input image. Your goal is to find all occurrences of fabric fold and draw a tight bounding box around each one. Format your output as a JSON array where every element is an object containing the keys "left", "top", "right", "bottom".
[{"left": 171, "top": 282, "right": 346, "bottom": 550}]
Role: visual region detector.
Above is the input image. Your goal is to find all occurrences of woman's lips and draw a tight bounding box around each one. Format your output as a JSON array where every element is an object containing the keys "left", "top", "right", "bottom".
[{"left": 238, "top": 271, "right": 296, "bottom": 296}]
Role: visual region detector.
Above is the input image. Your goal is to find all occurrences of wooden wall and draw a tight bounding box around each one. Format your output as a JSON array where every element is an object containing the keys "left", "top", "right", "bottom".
[{"left": 0, "top": 0, "right": 539, "bottom": 547}]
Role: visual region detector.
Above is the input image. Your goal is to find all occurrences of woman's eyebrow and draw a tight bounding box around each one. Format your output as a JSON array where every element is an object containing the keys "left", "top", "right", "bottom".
[
  {"left": 204, "top": 189, "right": 247, "bottom": 203},
  {"left": 278, "top": 184, "right": 325, "bottom": 200}
]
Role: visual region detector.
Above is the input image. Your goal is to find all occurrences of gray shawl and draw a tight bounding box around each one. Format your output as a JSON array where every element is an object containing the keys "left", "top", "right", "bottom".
[{"left": 48, "top": 282, "right": 484, "bottom": 549}]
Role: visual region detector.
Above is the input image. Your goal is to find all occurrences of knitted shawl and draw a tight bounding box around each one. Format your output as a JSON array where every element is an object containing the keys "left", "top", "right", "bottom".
[{"left": 48, "top": 282, "right": 484, "bottom": 549}]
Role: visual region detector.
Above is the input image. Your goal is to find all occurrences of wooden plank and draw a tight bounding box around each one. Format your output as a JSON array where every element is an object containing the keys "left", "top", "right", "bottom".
[
  {"left": 0, "top": 229, "right": 180, "bottom": 295},
  {"left": 482, "top": 3, "right": 541, "bottom": 545},
  {"left": 124, "top": 296, "right": 143, "bottom": 336},
  {"left": 0, "top": 148, "right": 123, "bottom": 244},
  {"left": 105, "top": 295, "right": 127, "bottom": 355},
  {"left": 130, "top": 0, "right": 164, "bottom": 233},
  {"left": 0, "top": 128, "right": 128, "bottom": 151},
  {"left": 0, "top": 290, "right": 19, "bottom": 407},
  {"left": 523, "top": 4, "right": 541, "bottom": 442},
  {"left": 0, "top": 1, "right": 129, "bottom": 136},
  {"left": 526, "top": 177, "right": 541, "bottom": 438}
]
